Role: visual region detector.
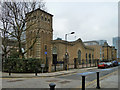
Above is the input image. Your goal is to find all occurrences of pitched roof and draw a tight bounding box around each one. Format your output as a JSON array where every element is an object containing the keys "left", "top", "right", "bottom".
[{"left": 26, "top": 8, "right": 53, "bottom": 16}]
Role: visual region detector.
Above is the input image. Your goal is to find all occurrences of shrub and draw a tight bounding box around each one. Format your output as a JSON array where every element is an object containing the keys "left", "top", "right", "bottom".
[{"left": 2, "top": 58, "right": 43, "bottom": 73}]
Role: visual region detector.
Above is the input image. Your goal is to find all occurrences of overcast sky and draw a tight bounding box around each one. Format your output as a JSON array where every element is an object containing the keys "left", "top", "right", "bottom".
[{"left": 45, "top": 0, "right": 118, "bottom": 45}]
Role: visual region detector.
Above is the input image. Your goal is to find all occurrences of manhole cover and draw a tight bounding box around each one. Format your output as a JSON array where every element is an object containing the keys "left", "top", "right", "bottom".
[
  {"left": 7, "top": 79, "right": 24, "bottom": 82},
  {"left": 46, "top": 80, "right": 59, "bottom": 82},
  {"left": 59, "top": 80, "right": 71, "bottom": 84}
]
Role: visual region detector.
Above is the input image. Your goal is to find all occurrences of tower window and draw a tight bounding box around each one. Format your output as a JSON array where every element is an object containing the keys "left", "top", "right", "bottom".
[
  {"left": 45, "top": 17, "right": 47, "bottom": 21},
  {"left": 41, "top": 16, "right": 43, "bottom": 20},
  {"left": 45, "top": 45, "right": 47, "bottom": 50},
  {"left": 48, "top": 19, "right": 50, "bottom": 23}
]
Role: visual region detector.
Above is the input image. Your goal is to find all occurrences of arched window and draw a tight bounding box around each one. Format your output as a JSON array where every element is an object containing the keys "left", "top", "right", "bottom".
[
  {"left": 78, "top": 50, "right": 81, "bottom": 64},
  {"left": 52, "top": 47, "right": 57, "bottom": 54},
  {"left": 89, "top": 54, "right": 91, "bottom": 63}
]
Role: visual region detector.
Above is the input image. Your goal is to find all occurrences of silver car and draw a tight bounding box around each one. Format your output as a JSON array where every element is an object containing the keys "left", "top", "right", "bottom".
[{"left": 106, "top": 62, "right": 113, "bottom": 67}]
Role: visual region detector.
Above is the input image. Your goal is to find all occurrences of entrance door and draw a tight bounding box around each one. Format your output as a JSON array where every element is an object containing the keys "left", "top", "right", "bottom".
[
  {"left": 78, "top": 50, "right": 81, "bottom": 64},
  {"left": 53, "top": 54, "right": 57, "bottom": 64}
]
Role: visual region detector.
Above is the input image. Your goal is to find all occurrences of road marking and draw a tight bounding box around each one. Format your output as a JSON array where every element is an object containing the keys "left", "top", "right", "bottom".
[
  {"left": 77, "top": 70, "right": 118, "bottom": 88},
  {"left": 55, "top": 72, "right": 77, "bottom": 77}
]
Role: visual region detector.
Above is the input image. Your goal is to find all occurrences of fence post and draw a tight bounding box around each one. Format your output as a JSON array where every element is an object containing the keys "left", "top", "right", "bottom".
[
  {"left": 49, "top": 83, "right": 56, "bottom": 90},
  {"left": 95, "top": 59, "right": 97, "bottom": 66},
  {"left": 82, "top": 75, "right": 86, "bottom": 90},
  {"left": 82, "top": 60, "right": 83, "bottom": 68},
  {"left": 93, "top": 59, "right": 95, "bottom": 67},
  {"left": 86, "top": 59, "right": 87, "bottom": 68},
  {"left": 35, "top": 67, "right": 37, "bottom": 76},
  {"left": 54, "top": 64, "right": 56, "bottom": 72},
  {"left": 96, "top": 71, "right": 100, "bottom": 89}
]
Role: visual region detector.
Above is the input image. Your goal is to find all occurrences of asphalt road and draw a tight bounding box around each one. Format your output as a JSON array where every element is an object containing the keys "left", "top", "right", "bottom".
[
  {"left": 1, "top": 66, "right": 119, "bottom": 88},
  {"left": 57, "top": 66, "right": 118, "bottom": 81}
]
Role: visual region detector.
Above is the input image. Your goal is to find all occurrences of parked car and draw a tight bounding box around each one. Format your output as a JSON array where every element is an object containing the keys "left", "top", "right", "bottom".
[
  {"left": 112, "top": 61, "right": 118, "bottom": 66},
  {"left": 98, "top": 62, "right": 108, "bottom": 69},
  {"left": 106, "top": 62, "right": 113, "bottom": 67},
  {"left": 118, "top": 62, "right": 120, "bottom": 66}
]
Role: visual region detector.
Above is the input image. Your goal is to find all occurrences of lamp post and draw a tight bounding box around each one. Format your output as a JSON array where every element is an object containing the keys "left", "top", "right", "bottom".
[{"left": 65, "top": 32, "right": 75, "bottom": 70}]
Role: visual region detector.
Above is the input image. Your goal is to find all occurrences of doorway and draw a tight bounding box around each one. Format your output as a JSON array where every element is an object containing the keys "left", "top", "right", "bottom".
[{"left": 53, "top": 54, "right": 57, "bottom": 64}]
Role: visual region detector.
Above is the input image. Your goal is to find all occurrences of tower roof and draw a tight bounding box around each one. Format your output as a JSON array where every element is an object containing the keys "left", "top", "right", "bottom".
[{"left": 26, "top": 8, "right": 53, "bottom": 16}]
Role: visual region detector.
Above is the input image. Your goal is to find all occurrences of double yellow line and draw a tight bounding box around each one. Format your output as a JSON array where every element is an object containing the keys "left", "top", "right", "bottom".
[{"left": 78, "top": 70, "right": 118, "bottom": 88}]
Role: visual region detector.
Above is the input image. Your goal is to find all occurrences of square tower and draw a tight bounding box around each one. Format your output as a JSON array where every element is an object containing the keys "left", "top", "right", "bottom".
[{"left": 26, "top": 9, "right": 53, "bottom": 71}]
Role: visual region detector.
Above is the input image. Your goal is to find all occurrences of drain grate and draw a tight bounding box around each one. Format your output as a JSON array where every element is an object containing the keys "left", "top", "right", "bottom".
[{"left": 7, "top": 79, "right": 24, "bottom": 82}]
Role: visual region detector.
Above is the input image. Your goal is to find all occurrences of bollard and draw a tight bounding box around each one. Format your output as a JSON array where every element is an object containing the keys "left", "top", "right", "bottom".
[
  {"left": 49, "top": 83, "right": 56, "bottom": 90},
  {"left": 82, "top": 75, "right": 85, "bottom": 90},
  {"left": 96, "top": 72, "right": 100, "bottom": 89}
]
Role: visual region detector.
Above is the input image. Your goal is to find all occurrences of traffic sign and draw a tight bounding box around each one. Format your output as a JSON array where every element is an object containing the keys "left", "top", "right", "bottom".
[
  {"left": 45, "top": 52, "right": 47, "bottom": 55},
  {"left": 41, "top": 64, "right": 45, "bottom": 68}
]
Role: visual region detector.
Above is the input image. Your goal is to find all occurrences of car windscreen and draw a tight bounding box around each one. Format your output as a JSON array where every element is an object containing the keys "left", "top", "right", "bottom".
[{"left": 99, "top": 63, "right": 103, "bottom": 65}]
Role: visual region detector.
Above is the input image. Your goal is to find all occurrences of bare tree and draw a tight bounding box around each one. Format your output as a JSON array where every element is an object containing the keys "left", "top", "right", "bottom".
[
  {"left": 0, "top": 1, "right": 46, "bottom": 58},
  {"left": 0, "top": 4, "right": 12, "bottom": 59}
]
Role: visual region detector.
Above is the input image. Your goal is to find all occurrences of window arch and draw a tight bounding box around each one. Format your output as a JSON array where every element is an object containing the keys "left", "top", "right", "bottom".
[{"left": 52, "top": 47, "right": 57, "bottom": 54}]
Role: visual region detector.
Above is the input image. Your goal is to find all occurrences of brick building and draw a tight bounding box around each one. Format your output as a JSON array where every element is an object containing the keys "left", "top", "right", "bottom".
[
  {"left": 102, "top": 42, "right": 117, "bottom": 61},
  {"left": 26, "top": 9, "right": 117, "bottom": 72},
  {"left": 52, "top": 39, "right": 94, "bottom": 65},
  {"left": 84, "top": 41, "right": 103, "bottom": 61},
  {"left": 84, "top": 41, "right": 117, "bottom": 62}
]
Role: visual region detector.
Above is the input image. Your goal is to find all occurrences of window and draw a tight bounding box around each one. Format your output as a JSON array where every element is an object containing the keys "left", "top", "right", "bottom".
[
  {"left": 48, "top": 19, "right": 50, "bottom": 23},
  {"left": 86, "top": 53, "right": 87, "bottom": 59},
  {"left": 45, "top": 17, "right": 47, "bottom": 21},
  {"left": 41, "top": 16, "right": 43, "bottom": 20},
  {"left": 45, "top": 45, "right": 47, "bottom": 50}
]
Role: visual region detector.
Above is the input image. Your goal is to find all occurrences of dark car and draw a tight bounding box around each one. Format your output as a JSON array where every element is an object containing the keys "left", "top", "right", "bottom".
[
  {"left": 112, "top": 61, "right": 118, "bottom": 66},
  {"left": 98, "top": 62, "right": 108, "bottom": 69}
]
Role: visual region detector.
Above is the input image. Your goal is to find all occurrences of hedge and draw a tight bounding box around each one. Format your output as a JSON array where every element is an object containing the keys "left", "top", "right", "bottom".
[{"left": 2, "top": 58, "right": 48, "bottom": 73}]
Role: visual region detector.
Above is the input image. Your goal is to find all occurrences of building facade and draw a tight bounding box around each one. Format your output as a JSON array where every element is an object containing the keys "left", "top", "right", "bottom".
[
  {"left": 84, "top": 41, "right": 103, "bottom": 61},
  {"left": 52, "top": 39, "right": 94, "bottom": 65},
  {"left": 102, "top": 42, "right": 117, "bottom": 61},
  {"left": 84, "top": 41, "right": 117, "bottom": 61},
  {"left": 113, "top": 37, "right": 120, "bottom": 59}
]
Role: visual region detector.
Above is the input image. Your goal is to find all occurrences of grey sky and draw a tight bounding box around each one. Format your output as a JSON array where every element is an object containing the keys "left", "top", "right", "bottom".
[{"left": 45, "top": 1, "right": 118, "bottom": 45}]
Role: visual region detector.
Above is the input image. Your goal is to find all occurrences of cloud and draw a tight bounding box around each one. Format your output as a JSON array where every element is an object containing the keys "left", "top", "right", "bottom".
[{"left": 46, "top": 2, "right": 118, "bottom": 45}]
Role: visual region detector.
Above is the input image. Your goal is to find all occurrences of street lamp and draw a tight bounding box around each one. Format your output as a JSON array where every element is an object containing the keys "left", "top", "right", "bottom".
[
  {"left": 65, "top": 31, "right": 75, "bottom": 70},
  {"left": 65, "top": 32, "right": 75, "bottom": 53}
]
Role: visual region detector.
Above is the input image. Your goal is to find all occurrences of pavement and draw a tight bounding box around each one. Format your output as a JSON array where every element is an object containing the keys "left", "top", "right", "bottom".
[
  {"left": 86, "top": 70, "right": 118, "bottom": 89},
  {"left": 1, "top": 67, "right": 97, "bottom": 78}
]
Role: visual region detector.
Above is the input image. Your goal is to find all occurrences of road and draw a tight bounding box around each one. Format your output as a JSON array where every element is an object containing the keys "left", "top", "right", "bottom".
[
  {"left": 1, "top": 66, "right": 118, "bottom": 88},
  {"left": 57, "top": 66, "right": 118, "bottom": 81}
]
